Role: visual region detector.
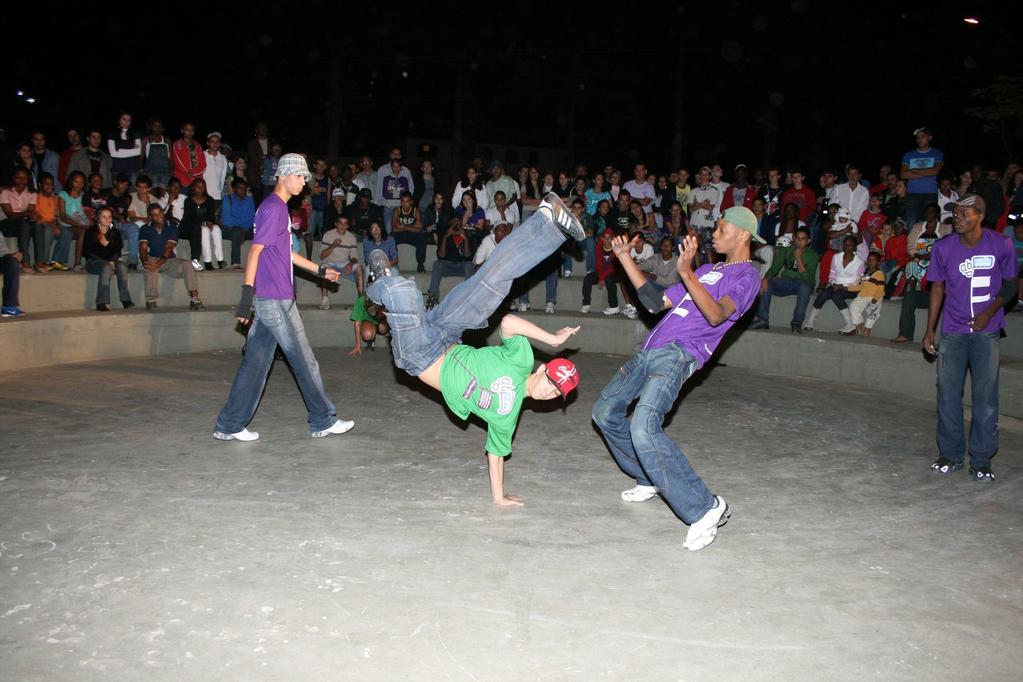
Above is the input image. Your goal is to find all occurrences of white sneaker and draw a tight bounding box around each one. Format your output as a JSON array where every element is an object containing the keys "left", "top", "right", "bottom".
[
  {"left": 579, "top": 305, "right": 591, "bottom": 314},
  {"left": 683, "top": 496, "right": 731, "bottom": 551},
  {"left": 213, "top": 427, "right": 260, "bottom": 442},
  {"left": 311, "top": 419, "right": 355, "bottom": 438},
  {"left": 516, "top": 302, "right": 530, "bottom": 312},
  {"left": 545, "top": 302, "right": 555, "bottom": 314},
  {"left": 621, "top": 484, "right": 658, "bottom": 502},
  {"left": 623, "top": 304, "right": 637, "bottom": 319},
  {"left": 539, "top": 192, "right": 585, "bottom": 241},
  {"left": 319, "top": 296, "right": 330, "bottom": 310},
  {"left": 191, "top": 259, "right": 204, "bottom": 272},
  {"left": 563, "top": 269, "right": 572, "bottom": 278},
  {"left": 603, "top": 306, "right": 620, "bottom": 316}
]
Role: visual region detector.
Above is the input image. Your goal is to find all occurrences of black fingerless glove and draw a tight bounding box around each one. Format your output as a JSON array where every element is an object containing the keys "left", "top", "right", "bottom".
[{"left": 235, "top": 284, "right": 254, "bottom": 319}]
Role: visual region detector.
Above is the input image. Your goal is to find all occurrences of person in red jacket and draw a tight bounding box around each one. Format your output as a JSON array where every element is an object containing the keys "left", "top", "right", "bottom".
[
  {"left": 781, "top": 168, "right": 817, "bottom": 224},
  {"left": 171, "top": 122, "right": 207, "bottom": 189},
  {"left": 720, "top": 164, "right": 756, "bottom": 211},
  {"left": 881, "top": 219, "right": 908, "bottom": 297},
  {"left": 581, "top": 228, "right": 622, "bottom": 315}
]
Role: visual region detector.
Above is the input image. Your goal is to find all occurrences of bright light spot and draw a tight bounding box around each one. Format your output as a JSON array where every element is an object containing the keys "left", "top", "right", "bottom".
[
  {"left": 963, "top": 16, "right": 980, "bottom": 25},
  {"left": 16, "top": 90, "right": 24, "bottom": 97},
  {"left": 401, "top": 71, "right": 408, "bottom": 78},
  {"left": 25, "top": 97, "right": 36, "bottom": 104}
]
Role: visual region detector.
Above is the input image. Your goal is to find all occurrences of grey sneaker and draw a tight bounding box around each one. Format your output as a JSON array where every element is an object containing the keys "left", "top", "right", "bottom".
[
  {"left": 366, "top": 249, "right": 392, "bottom": 282},
  {"left": 540, "top": 192, "right": 585, "bottom": 241}
]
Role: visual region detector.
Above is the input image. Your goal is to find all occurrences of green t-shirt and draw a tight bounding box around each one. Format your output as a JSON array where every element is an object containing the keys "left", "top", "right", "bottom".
[
  {"left": 439, "top": 335, "right": 534, "bottom": 456},
  {"left": 350, "top": 295, "right": 376, "bottom": 323}
]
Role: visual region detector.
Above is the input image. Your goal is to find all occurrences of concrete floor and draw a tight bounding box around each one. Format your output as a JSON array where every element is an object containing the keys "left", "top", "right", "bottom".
[{"left": 0, "top": 348, "right": 1020, "bottom": 681}]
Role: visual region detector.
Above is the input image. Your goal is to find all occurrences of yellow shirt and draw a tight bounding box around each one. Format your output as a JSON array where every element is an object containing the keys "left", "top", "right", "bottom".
[{"left": 849, "top": 270, "right": 885, "bottom": 299}]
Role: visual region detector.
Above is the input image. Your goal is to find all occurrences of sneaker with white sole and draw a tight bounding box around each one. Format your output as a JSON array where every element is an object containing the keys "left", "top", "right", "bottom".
[
  {"left": 545, "top": 302, "right": 555, "bottom": 314},
  {"left": 311, "top": 419, "right": 355, "bottom": 438},
  {"left": 579, "top": 305, "right": 591, "bottom": 313},
  {"left": 603, "top": 306, "right": 620, "bottom": 316},
  {"left": 623, "top": 304, "right": 637, "bottom": 319},
  {"left": 191, "top": 258, "right": 204, "bottom": 272},
  {"left": 213, "top": 427, "right": 260, "bottom": 442},
  {"left": 516, "top": 301, "right": 530, "bottom": 312},
  {"left": 621, "top": 484, "right": 658, "bottom": 502},
  {"left": 539, "top": 192, "right": 585, "bottom": 241},
  {"left": 683, "top": 496, "right": 731, "bottom": 551}
]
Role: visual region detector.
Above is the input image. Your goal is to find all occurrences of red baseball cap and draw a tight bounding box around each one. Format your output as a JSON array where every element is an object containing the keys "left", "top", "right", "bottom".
[{"left": 545, "top": 358, "right": 579, "bottom": 398}]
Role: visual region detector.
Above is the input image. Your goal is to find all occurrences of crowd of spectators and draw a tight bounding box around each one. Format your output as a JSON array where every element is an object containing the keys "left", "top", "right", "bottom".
[{"left": 1, "top": 119, "right": 1021, "bottom": 347}]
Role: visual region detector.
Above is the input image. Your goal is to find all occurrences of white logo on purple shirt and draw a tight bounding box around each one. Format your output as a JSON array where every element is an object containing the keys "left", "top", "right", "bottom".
[{"left": 958, "top": 254, "right": 996, "bottom": 319}]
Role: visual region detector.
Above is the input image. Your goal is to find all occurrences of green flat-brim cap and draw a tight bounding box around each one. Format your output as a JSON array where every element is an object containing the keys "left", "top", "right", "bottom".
[{"left": 722, "top": 206, "right": 766, "bottom": 244}]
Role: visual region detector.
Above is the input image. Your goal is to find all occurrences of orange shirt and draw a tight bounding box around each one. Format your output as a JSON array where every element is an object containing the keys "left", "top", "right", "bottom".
[{"left": 36, "top": 193, "right": 58, "bottom": 222}]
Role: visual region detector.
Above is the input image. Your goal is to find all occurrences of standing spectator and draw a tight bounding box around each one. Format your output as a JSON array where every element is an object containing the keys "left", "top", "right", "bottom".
[
  {"left": 687, "top": 167, "right": 720, "bottom": 262},
  {"left": 107, "top": 111, "right": 142, "bottom": 182},
  {"left": 584, "top": 172, "right": 612, "bottom": 216},
  {"left": 608, "top": 169, "right": 622, "bottom": 201},
  {"left": 426, "top": 217, "right": 475, "bottom": 308},
  {"left": 0, "top": 168, "right": 43, "bottom": 272},
  {"left": 751, "top": 227, "right": 819, "bottom": 333},
  {"left": 13, "top": 142, "right": 38, "bottom": 189},
  {"left": 670, "top": 168, "right": 692, "bottom": 215},
  {"left": 900, "top": 127, "right": 944, "bottom": 228},
  {"left": 221, "top": 178, "right": 256, "bottom": 269},
  {"left": 57, "top": 171, "right": 91, "bottom": 270},
  {"left": 259, "top": 142, "right": 283, "bottom": 198},
  {"left": 832, "top": 164, "right": 870, "bottom": 222},
  {"left": 182, "top": 178, "right": 224, "bottom": 270},
  {"left": 817, "top": 169, "right": 839, "bottom": 217},
  {"left": 847, "top": 251, "right": 885, "bottom": 336},
  {"left": 662, "top": 200, "right": 689, "bottom": 245},
  {"left": 58, "top": 128, "right": 83, "bottom": 186},
  {"left": 245, "top": 122, "right": 270, "bottom": 200},
  {"left": 968, "top": 163, "right": 1005, "bottom": 229},
  {"left": 858, "top": 194, "right": 887, "bottom": 239},
  {"left": 105, "top": 173, "right": 134, "bottom": 268},
  {"left": 306, "top": 157, "right": 330, "bottom": 239},
  {"left": 202, "top": 132, "right": 228, "bottom": 204},
  {"left": 804, "top": 235, "right": 863, "bottom": 333},
  {"left": 353, "top": 155, "right": 377, "bottom": 195},
  {"left": 29, "top": 132, "right": 61, "bottom": 192},
  {"left": 937, "top": 175, "right": 960, "bottom": 224},
  {"left": 781, "top": 168, "right": 817, "bottom": 224},
  {"left": 319, "top": 215, "right": 363, "bottom": 310},
  {"left": 757, "top": 166, "right": 784, "bottom": 244},
  {"left": 485, "top": 161, "right": 519, "bottom": 217},
  {"left": 67, "top": 131, "right": 112, "bottom": 189},
  {"left": 623, "top": 162, "right": 655, "bottom": 214},
  {"left": 451, "top": 167, "right": 489, "bottom": 211},
  {"left": 422, "top": 191, "right": 450, "bottom": 248},
  {"left": 345, "top": 187, "right": 383, "bottom": 239},
  {"left": 139, "top": 204, "right": 203, "bottom": 310},
  {"left": 0, "top": 227, "right": 23, "bottom": 317},
  {"left": 923, "top": 194, "right": 1017, "bottom": 483},
  {"left": 83, "top": 207, "right": 134, "bottom": 311},
  {"left": 519, "top": 166, "right": 544, "bottom": 222},
  {"left": 720, "top": 164, "right": 755, "bottom": 211},
  {"left": 412, "top": 159, "right": 438, "bottom": 215},
  {"left": 171, "top": 122, "right": 207, "bottom": 190},
  {"left": 142, "top": 117, "right": 172, "bottom": 188},
  {"left": 378, "top": 158, "right": 412, "bottom": 232},
  {"left": 709, "top": 164, "right": 730, "bottom": 204},
  {"left": 390, "top": 191, "right": 426, "bottom": 272},
  {"left": 83, "top": 173, "right": 109, "bottom": 219}
]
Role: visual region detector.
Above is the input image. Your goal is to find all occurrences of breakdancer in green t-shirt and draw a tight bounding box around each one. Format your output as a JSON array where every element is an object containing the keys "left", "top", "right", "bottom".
[{"left": 366, "top": 193, "right": 584, "bottom": 507}]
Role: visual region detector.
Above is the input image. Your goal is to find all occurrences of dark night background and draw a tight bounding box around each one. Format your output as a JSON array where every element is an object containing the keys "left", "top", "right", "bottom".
[{"left": 3, "top": 2, "right": 1022, "bottom": 178}]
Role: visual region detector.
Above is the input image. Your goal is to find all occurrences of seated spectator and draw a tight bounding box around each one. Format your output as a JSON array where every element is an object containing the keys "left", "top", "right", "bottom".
[
  {"left": 485, "top": 161, "right": 518, "bottom": 218},
  {"left": 451, "top": 166, "right": 489, "bottom": 211},
  {"left": 348, "top": 294, "right": 389, "bottom": 356},
  {"left": 751, "top": 227, "right": 818, "bottom": 333},
  {"left": 454, "top": 189, "right": 488, "bottom": 244},
  {"left": 160, "top": 177, "right": 186, "bottom": 223},
  {"left": 662, "top": 200, "right": 689, "bottom": 245},
  {"left": 83, "top": 207, "right": 134, "bottom": 311},
  {"left": 0, "top": 229, "right": 24, "bottom": 317},
  {"left": 774, "top": 202, "right": 805, "bottom": 247},
  {"left": 422, "top": 191, "right": 450, "bottom": 248},
  {"left": 125, "top": 175, "right": 157, "bottom": 270},
  {"left": 319, "top": 215, "right": 363, "bottom": 310},
  {"left": 1, "top": 168, "right": 45, "bottom": 273},
  {"left": 426, "top": 217, "right": 474, "bottom": 308},
  {"left": 581, "top": 229, "right": 621, "bottom": 315},
  {"left": 881, "top": 219, "right": 908, "bottom": 297},
  {"left": 485, "top": 190, "right": 519, "bottom": 231},
  {"left": 379, "top": 158, "right": 412, "bottom": 232},
  {"left": 363, "top": 220, "right": 398, "bottom": 274},
  {"left": 857, "top": 194, "right": 887, "bottom": 248},
  {"left": 67, "top": 130, "right": 112, "bottom": 189},
  {"left": 345, "top": 187, "right": 383, "bottom": 240},
  {"left": 882, "top": 179, "right": 909, "bottom": 225},
  {"left": 906, "top": 203, "right": 951, "bottom": 256},
  {"left": 819, "top": 206, "right": 856, "bottom": 286},
  {"left": 390, "top": 191, "right": 426, "bottom": 272},
  {"left": 181, "top": 178, "right": 223, "bottom": 270},
  {"left": 891, "top": 214, "right": 942, "bottom": 342},
  {"left": 937, "top": 175, "right": 959, "bottom": 225},
  {"left": 33, "top": 174, "right": 62, "bottom": 271},
  {"left": 640, "top": 236, "right": 682, "bottom": 287},
  {"left": 847, "top": 251, "right": 885, "bottom": 336},
  {"left": 474, "top": 222, "right": 511, "bottom": 267},
  {"left": 138, "top": 204, "right": 203, "bottom": 311},
  {"left": 57, "top": 171, "right": 91, "bottom": 270},
  {"left": 220, "top": 178, "right": 256, "bottom": 269},
  {"left": 223, "top": 154, "right": 249, "bottom": 198},
  {"left": 804, "top": 235, "right": 863, "bottom": 333}
]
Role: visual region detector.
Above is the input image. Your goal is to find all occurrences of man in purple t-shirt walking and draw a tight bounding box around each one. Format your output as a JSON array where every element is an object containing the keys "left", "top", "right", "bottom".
[
  {"left": 592, "top": 206, "right": 762, "bottom": 551},
  {"left": 924, "top": 194, "right": 1017, "bottom": 483},
  {"left": 214, "top": 154, "right": 355, "bottom": 442}
]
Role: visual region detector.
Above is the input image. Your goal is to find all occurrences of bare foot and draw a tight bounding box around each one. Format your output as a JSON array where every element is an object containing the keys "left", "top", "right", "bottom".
[{"left": 493, "top": 494, "right": 524, "bottom": 507}]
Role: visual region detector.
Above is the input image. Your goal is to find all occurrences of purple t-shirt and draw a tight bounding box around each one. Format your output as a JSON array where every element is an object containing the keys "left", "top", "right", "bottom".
[
  {"left": 927, "top": 229, "right": 1016, "bottom": 335},
  {"left": 253, "top": 194, "right": 294, "bottom": 300},
  {"left": 642, "top": 262, "right": 760, "bottom": 367}
]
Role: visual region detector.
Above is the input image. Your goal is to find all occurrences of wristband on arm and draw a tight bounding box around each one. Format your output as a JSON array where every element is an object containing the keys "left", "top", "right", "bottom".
[
  {"left": 235, "top": 284, "right": 254, "bottom": 319},
  {"left": 637, "top": 279, "right": 668, "bottom": 313}
]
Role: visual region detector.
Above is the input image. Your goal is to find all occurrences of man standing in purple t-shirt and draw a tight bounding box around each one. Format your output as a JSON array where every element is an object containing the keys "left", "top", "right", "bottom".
[
  {"left": 924, "top": 194, "right": 1017, "bottom": 483},
  {"left": 213, "top": 153, "right": 355, "bottom": 442},
  {"left": 592, "top": 206, "right": 762, "bottom": 551}
]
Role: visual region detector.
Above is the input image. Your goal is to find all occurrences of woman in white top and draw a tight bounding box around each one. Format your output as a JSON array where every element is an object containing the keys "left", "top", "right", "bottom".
[
  {"left": 450, "top": 167, "right": 489, "bottom": 211},
  {"left": 804, "top": 235, "right": 864, "bottom": 333}
]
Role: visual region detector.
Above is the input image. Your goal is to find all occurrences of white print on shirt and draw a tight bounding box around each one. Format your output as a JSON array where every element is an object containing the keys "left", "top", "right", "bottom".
[
  {"left": 957, "top": 254, "right": 996, "bottom": 321},
  {"left": 489, "top": 376, "right": 516, "bottom": 415},
  {"left": 670, "top": 272, "right": 722, "bottom": 319}
]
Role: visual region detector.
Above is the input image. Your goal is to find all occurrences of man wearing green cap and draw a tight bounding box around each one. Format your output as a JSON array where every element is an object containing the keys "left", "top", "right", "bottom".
[{"left": 593, "top": 206, "right": 763, "bottom": 551}]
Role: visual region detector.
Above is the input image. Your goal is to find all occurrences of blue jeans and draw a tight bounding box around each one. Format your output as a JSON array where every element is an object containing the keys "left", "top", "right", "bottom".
[
  {"left": 227, "top": 226, "right": 253, "bottom": 266},
  {"left": 936, "top": 332, "right": 1000, "bottom": 467},
  {"left": 117, "top": 223, "right": 141, "bottom": 264},
  {"left": 427, "top": 260, "right": 474, "bottom": 299},
  {"left": 518, "top": 253, "right": 558, "bottom": 305},
  {"left": 393, "top": 230, "right": 428, "bottom": 266},
  {"left": 309, "top": 210, "right": 324, "bottom": 239},
  {"left": 904, "top": 193, "right": 931, "bottom": 231},
  {"left": 49, "top": 224, "right": 74, "bottom": 265},
  {"left": 583, "top": 236, "right": 596, "bottom": 272},
  {"left": 1, "top": 218, "right": 44, "bottom": 264},
  {"left": 591, "top": 343, "right": 714, "bottom": 524},
  {"left": 214, "top": 297, "right": 338, "bottom": 434},
  {"left": 85, "top": 259, "right": 131, "bottom": 305},
  {"left": 1, "top": 254, "right": 19, "bottom": 307},
  {"left": 756, "top": 277, "right": 812, "bottom": 325},
  {"left": 368, "top": 208, "right": 567, "bottom": 376}
]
